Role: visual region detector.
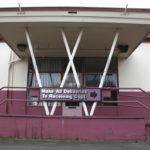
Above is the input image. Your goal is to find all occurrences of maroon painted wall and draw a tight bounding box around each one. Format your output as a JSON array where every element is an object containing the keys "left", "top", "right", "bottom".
[
  {"left": 86, "top": 92, "right": 150, "bottom": 121},
  {"left": 0, "top": 90, "right": 62, "bottom": 116},
  {"left": 0, "top": 90, "right": 6, "bottom": 114},
  {"left": 1, "top": 90, "right": 150, "bottom": 119},
  {"left": 1, "top": 90, "right": 150, "bottom": 140},
  {"left": 0, "top": 116, "right": 146, "bottom": 140}
]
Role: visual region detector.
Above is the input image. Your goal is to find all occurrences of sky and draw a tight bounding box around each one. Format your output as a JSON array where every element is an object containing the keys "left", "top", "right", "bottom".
[{"left": 0, "top": 0, "right": 150, "bottom": 9}]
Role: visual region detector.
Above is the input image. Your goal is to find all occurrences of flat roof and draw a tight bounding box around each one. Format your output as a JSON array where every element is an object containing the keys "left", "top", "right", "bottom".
[
  {"left": 0, "top": 7, "right": 150, "bottom": 58},
  {"left": 1, "top": 7, "right": 150, "bottom": 13}
]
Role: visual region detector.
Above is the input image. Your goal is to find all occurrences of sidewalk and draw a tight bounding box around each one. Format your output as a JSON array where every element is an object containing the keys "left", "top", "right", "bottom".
[{"left": 0, "top": 138, "right": 150, "bottom": 150}]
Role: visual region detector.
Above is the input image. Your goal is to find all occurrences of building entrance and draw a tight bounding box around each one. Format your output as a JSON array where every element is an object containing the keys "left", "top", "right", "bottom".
[
  {"left": 28, "top": 58, "right": 118, "bottom": 116},
  {"left": 62, "top": 73, "right": 82, "bottom": 116}
]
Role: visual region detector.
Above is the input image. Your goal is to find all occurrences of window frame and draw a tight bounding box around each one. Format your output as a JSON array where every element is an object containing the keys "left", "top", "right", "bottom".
[{"left": 27, "top": 57, "right": 118, "bottom": 107}]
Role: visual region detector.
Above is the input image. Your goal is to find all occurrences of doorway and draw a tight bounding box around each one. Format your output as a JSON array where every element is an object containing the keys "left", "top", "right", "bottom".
[{"left": 62, "top": 73, "right": 82, "bottom": 116}]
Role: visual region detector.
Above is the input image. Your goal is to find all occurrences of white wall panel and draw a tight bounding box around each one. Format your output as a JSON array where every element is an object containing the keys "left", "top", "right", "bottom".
[
  {"left": 0, "top": 42, "right": 28, "bottom": 89},
  {"left": 12, "top": 58, "right": 28, "bottom": 87},
  {"left": 1, "top": 42, "right": 150, "bottom": 91},
  {"left": 0, "top": 42, "right": 10, "bottom": 88},
  {"left": 118, "top": 43, "right": 150, "bottom": 91}
]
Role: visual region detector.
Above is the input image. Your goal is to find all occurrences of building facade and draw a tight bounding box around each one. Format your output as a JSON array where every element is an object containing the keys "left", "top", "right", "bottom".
[{"left": 0, "top": 7, "right": 150, "bottom": 140}]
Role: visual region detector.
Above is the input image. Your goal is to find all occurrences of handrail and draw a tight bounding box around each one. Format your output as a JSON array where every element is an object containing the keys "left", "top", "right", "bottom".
[
  {"left": 0, "top": 99, "right": 6, "bottom": 106},
  {"left": 0, "top": 86, "right": 150, "bottom": 101},
  {"left": 102, "top": 100, "right": 150, "bottom": 112},
  {"left": 1, "top": 86, "right": 150, "bottom": 95},
  {"left": 119, "top": 94, "right": 150, "bottom": 100},
  {"left": 1, "top": 86, "right": 150, "bottom": 97},
  {"left": 119, "top": 104, "right": 142, "bottom": 108},
  {"left": 102, "top": 87, "right": 150, "bottom": 97},
  {"left": 0, "top": 98, "right": 150, "bottom": 115},
  {"left": 0, "top": 86, "right": 39, "bottom": 91},
  {"left": 0, "top": 86, "right": 150, "bottom": 117}
]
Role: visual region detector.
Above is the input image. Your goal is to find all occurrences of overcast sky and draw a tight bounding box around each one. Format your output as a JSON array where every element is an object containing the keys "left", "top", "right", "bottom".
[{"left": 0, "top": 0, "right": 150, "bottom": 9}]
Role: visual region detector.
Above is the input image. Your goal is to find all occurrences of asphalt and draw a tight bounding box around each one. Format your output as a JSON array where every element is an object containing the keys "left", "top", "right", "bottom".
[{"left": 0, "top": 139, "right": 150, "bottom": 150}]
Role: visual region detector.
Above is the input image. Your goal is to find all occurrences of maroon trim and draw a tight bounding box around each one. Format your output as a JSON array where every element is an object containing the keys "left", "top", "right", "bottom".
[
  {"left": 1, "top": 7, "right": 150, "bottom": 13},
  {"left": 0, "top": 114, "right": 144, "bottom": 119},
  {"left": 143, "top": 37, "right": 150, "bottom": 43},
  {"left": 0, "top": 38, "right": 4, "bottom": 42}
]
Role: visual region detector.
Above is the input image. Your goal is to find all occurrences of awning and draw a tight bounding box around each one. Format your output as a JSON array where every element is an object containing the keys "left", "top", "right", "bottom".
[{"left": 0, "top": 7, "right": 150, "bottom": 58}]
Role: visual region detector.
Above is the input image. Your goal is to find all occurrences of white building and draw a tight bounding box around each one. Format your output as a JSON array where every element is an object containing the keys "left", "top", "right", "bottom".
[{"left": 0, "top": 7, "right": 150, "bottom": 140}]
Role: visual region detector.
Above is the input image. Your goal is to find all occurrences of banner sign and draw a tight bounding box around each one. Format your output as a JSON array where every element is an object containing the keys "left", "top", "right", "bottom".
[{"left": 40, "top": 88, "right": 101, "bottom": 102}]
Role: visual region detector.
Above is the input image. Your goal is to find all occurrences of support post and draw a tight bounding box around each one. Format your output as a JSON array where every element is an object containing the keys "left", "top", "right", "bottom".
[
  {"left": 25, "top": 29, "right": 50, "bottom": 116},
  {"left": 90, "top": 30, "right": 120, "bottom": 116},
  {"left": 60, "top": 28, "right": 82, "bottom": 88},
  {"left": 50, "top": 28, "right": 89, "bottom": 116}
]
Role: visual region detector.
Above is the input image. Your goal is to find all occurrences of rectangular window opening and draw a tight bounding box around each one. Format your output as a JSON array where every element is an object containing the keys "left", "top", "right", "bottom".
[{"left": 28, "top": 58, "right": 118, "bottom": 107}]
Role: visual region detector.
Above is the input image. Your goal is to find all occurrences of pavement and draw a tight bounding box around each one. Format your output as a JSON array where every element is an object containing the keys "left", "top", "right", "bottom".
[{"left": 0, "top": 138, "right": 150, "bottom": 150}]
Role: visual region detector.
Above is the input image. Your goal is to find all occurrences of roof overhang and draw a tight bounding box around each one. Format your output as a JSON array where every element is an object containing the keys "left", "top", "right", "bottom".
[{"left": 0, "top": 7, "right": 150, "bottom": 58}]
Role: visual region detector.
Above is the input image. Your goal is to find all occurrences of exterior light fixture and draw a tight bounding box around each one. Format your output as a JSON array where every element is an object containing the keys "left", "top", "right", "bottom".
[
  {"left": 118, "top": 45, "right": 129, "bottom": 53},
  {"left": 17, "top": 43, "right": 27, "bottom": 52}
]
